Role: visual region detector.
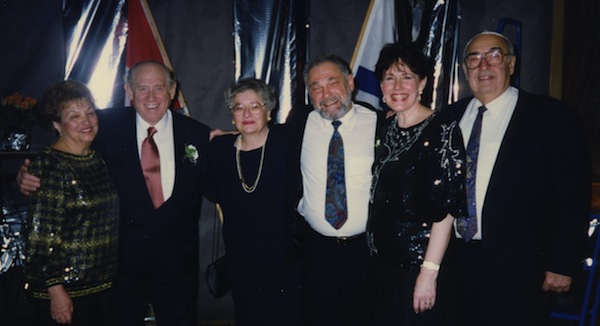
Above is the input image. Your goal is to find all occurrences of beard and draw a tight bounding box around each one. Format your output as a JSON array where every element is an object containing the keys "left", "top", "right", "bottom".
[{"left": 316, "top": 95, "right": 352, "bottom": 121}]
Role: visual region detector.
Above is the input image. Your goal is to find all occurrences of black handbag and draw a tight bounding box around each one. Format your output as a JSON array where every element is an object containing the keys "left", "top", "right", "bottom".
[
  {"left": 206, "top": 254, "right": 229, "bottom": 297},
  {"left": 205, "top": 204, "right": 230, "bottom": 298}
]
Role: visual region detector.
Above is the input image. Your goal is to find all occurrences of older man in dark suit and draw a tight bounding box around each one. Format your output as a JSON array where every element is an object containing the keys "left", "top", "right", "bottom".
[
  {"left": 446, "top": 31, "right": 591, "bottom": 325},
  {"left": 19, "top": 61, "right": 210, "bottom": 326}
]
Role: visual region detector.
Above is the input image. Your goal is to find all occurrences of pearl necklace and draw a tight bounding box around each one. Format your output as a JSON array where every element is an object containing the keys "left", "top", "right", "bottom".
[{"left": 235, "top": 129, "right": 269, "bottom": 193}]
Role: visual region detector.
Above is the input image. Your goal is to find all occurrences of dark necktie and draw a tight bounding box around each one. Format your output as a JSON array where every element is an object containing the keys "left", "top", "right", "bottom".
[
  {"left": 325, "top": 120, "right": 347, "bottom": 229},
  {"left": 141, "top": 126, "right": 164, "bottom": 209},
  {"left": 457, "top": 106, "right": 487, "bottom": 241}
]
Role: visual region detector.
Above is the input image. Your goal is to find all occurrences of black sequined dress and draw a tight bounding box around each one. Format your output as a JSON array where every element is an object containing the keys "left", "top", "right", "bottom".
[{"left": 366, "top": 112, "right": 467, "bottom": 324}]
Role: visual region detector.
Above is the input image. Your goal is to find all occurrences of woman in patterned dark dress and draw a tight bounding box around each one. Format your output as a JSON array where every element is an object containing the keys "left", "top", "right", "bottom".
[
  {"left": 24, "top": 80, "right": 119, "bottom": 326},
  {"left": 366, "top": 43, "right": 467, "bottom": 325},
  {"left": 205, "top": 78, "right": 301, "bottom": 325}
]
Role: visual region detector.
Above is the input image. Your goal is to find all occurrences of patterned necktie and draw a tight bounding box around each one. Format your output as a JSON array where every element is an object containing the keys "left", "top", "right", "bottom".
[
  {"left": 141, "top": 126, "right": 164, "bottom": 209},
  {"left": 325, "top": 120, "right": 347, "bottom": 229},
  {"left": 457, "top": 106, "right": 487, "bottom": 241}
]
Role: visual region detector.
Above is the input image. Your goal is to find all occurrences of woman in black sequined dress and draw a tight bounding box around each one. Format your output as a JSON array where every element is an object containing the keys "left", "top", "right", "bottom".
[{"left": 366, "top": 44, "right": 467, "bottom": 325}]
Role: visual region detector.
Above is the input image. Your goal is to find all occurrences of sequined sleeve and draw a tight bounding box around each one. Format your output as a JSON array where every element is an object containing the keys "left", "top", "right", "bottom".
[
  {"left": 24, "top": 148, "right": 119, "bottom": 299},
  {"left": 429, "top": 119, "right": 468, "bottom": 221},
  {"left": 26, "top": 151, "right": 68, "bottom": 289}
]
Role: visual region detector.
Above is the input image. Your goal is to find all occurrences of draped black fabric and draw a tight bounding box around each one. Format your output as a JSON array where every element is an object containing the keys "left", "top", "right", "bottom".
[
  {"left": 233, "top": 0, "right": 303, "bottom": 123},
  {"left": 0, "top": 1, "right": 597, "bottom": 324},
  {"left": 563, "top": 0, "right": 600, "bottom": 179}
]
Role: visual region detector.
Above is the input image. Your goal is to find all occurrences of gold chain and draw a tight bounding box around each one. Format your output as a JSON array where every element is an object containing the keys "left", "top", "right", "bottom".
[{"left": 235, "top": 129, "right": 269, "bottom": 193}]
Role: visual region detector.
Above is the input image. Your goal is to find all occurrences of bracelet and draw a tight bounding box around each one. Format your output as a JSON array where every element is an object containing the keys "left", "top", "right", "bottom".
[{"left": 421, "top": 260, "right": 440, "bottom": 271}]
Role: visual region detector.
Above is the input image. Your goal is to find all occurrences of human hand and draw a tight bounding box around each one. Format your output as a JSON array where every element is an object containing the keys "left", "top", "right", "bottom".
[
  {"left": 48, "top": 284, "right": 73, "bottom": 324},
  {"left": 543, "top": 271, "right": 571, "bottom": 293},
  {"left": 209, "top": 128, "right": 239, "bottom": 141},
  {"left": 16, "top": 159, "right": 40, "bottom": 195},
  {"left": 413, "top": 268, "right": 438, "bottom": 313}
]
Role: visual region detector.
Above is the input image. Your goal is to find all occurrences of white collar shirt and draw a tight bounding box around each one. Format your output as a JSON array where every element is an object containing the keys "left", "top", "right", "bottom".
[
  {"left": 298, "top": 102, "right": 377, "bottom": 237},
  {"left": 136, "top": 109, "right": 175, "bottom": 201},
  {"left": 456, "top": 86, "right": 519, "bottom": 240}
]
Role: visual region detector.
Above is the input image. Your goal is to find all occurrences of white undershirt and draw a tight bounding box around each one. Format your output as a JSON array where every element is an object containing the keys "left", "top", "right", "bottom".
[
  {"left": 456, "top": 86, "right": 518, "bottom": 240},
  {"left": 136, "top": 110, "right": 175, "bottom": 201},
  {"left": 298, "top": 103, "right": 377, "bottom": 237}
]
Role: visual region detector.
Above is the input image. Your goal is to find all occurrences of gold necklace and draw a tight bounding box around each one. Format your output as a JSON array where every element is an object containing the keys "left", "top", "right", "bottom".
[{"left": 235, "top": 129, "right": 269, "bottom": 193}]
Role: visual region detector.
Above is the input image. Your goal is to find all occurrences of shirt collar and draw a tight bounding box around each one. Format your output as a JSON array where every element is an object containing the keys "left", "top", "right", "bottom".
[
  {"left": 136, "top": 109, "right": 172, "bottom": 134},
  {"left": 315, "top": 102, "right": 357, "bottom": 130},
  {"left": 468, "top": 86, "right": 519, "bottom": 119}
]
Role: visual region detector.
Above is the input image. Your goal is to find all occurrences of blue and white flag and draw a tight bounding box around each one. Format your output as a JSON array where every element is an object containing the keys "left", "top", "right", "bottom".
[{"left": 351, "top": 0, "right": 396, "bottom": 110}]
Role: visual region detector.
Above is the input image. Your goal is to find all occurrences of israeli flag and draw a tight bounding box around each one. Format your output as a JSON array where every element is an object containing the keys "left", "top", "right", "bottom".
[{"left": 351, "top": 0, "right": 396, "bottom": 110}]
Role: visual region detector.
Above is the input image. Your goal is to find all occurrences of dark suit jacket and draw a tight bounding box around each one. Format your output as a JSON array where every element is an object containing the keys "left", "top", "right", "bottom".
[
  {"left": 94, "top": 107, "right": 210, "bottom": 279},
  {"left": 446, "top": 90, "right": 591, "bottom": 323}
]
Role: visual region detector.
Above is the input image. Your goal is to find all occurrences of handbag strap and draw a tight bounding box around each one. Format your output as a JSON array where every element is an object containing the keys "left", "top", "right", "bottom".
[{"left": 210, "top": 203, "right": 224, "bottom": 261}]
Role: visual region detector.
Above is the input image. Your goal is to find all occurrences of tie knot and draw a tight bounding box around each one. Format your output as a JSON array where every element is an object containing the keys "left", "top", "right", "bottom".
[
  {"left": 148, "top": 126, "right": 157, "bottom": 137},
  {"left": 332, "top": 120, "right": 342, "bottom": 130},
  {"left": 478, "top": 106, "right": 487, "bottom": 114}
]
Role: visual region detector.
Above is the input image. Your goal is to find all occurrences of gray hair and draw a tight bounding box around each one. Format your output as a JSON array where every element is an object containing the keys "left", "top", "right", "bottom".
[
  {"left": 125, "top": 61, "right": 176, "bottom": 89},
  {"left": 463, "top": 31, "right": 515, "bottom": 59},
  {"left": 224, "top": 78, "right": 276, "bottom": 111},
  {"left": 303, "top": 54, "right": 352, "bottom": 85}
]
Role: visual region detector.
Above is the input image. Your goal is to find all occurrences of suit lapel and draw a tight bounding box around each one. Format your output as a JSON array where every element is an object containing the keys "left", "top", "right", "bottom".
[{"left": 169, "top": 113, "right": 187, "bottom": 200}]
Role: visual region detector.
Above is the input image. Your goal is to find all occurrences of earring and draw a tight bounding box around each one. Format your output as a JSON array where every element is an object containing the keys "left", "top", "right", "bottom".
[
  {"left": 382, "top": 97, "right": 386, "bottom": 104},
  {"left": 267, "top": 116, "right": 272, "bottom": 122},
  {"left": 231, "top": 120, "right": 235, "bottom": 125}
]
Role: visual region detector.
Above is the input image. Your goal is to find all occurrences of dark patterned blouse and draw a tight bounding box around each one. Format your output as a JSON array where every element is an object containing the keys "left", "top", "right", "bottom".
[
  {"left": 367, "top": 112, "right": 467, "bottom": 270},
  {"left": 25, "top": 147, "right": 119, "bottom": 299}
]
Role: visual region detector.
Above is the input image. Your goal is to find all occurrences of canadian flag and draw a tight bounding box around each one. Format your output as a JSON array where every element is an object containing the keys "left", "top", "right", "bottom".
[{"left": 126, "top": 0, "right": 189, "bottom": 115}]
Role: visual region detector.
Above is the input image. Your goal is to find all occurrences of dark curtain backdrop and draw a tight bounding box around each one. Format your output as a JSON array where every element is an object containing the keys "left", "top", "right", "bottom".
[
  {"left": 563, "top": 0, "right": 600, "bottom": 180},
  {"left": 0, "top": 0, "right": 598, "bottom": 322}
]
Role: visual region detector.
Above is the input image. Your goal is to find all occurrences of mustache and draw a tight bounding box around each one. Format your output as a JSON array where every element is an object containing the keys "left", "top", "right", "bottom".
[{"left": 319, "top": 96, "right": 340, "bottom": 107}]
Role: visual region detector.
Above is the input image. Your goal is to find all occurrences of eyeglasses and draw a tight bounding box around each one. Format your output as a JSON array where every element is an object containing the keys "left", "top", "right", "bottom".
[
  {"left": 464, "top": 49, "right": 512, "bottom": 70},
  {"left": 230, "top": 102, "right": 265, "bottom": 115}
]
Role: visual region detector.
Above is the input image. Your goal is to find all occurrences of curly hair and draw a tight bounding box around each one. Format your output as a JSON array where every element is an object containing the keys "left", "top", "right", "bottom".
[
  {"left": 40, "top": 80, "right": 96, "bottom": 124},
  {"left": 224, "top": 77, "right": 277, "bottom": 112},
  {"left": 374, "top": 43, "right": 432, "bottom": 82}
]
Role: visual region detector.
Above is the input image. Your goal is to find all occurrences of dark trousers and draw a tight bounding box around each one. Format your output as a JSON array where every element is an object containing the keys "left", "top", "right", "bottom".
[
  {"left": 447, "top": 239, "right": 553, "bottom": 326},
  {"left": 33, "top": 289, "right": 113, "bottom": 326},
  {"left": 301, "top": 228, "right": 371, "bottom": 326},
  {"left": 111, "top": 271, "right": 198, "bottom": 326}
]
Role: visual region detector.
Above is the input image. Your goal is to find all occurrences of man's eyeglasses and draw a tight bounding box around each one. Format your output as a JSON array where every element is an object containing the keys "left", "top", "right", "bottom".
[
  {"left": 464, "top": 49, "right": 512, "bottom": 70},
  {"left": 230, "top": 102, "right": 265, "bottom": 115}
]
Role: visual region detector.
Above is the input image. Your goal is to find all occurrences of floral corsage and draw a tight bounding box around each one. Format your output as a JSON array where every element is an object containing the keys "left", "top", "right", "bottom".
[{"left": 183, "top": 144, "right": 199, "bottom": 165}]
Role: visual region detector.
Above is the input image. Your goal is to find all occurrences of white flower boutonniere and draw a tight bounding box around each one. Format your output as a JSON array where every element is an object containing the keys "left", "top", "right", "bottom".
[{"left": 184, "top": 144, "right": 199, "bottom": 165}]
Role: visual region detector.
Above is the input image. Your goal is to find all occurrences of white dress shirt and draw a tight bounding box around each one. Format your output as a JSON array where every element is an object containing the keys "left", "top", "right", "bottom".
[
  {"left": 456, "top": 86, "right": 519, "bottom": 240},
  {"left": 136, "top": 110, "right": 175, "bottom": 201},
  {"left": 298, "top": 103, "right": 377, "bottom": 237}
]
